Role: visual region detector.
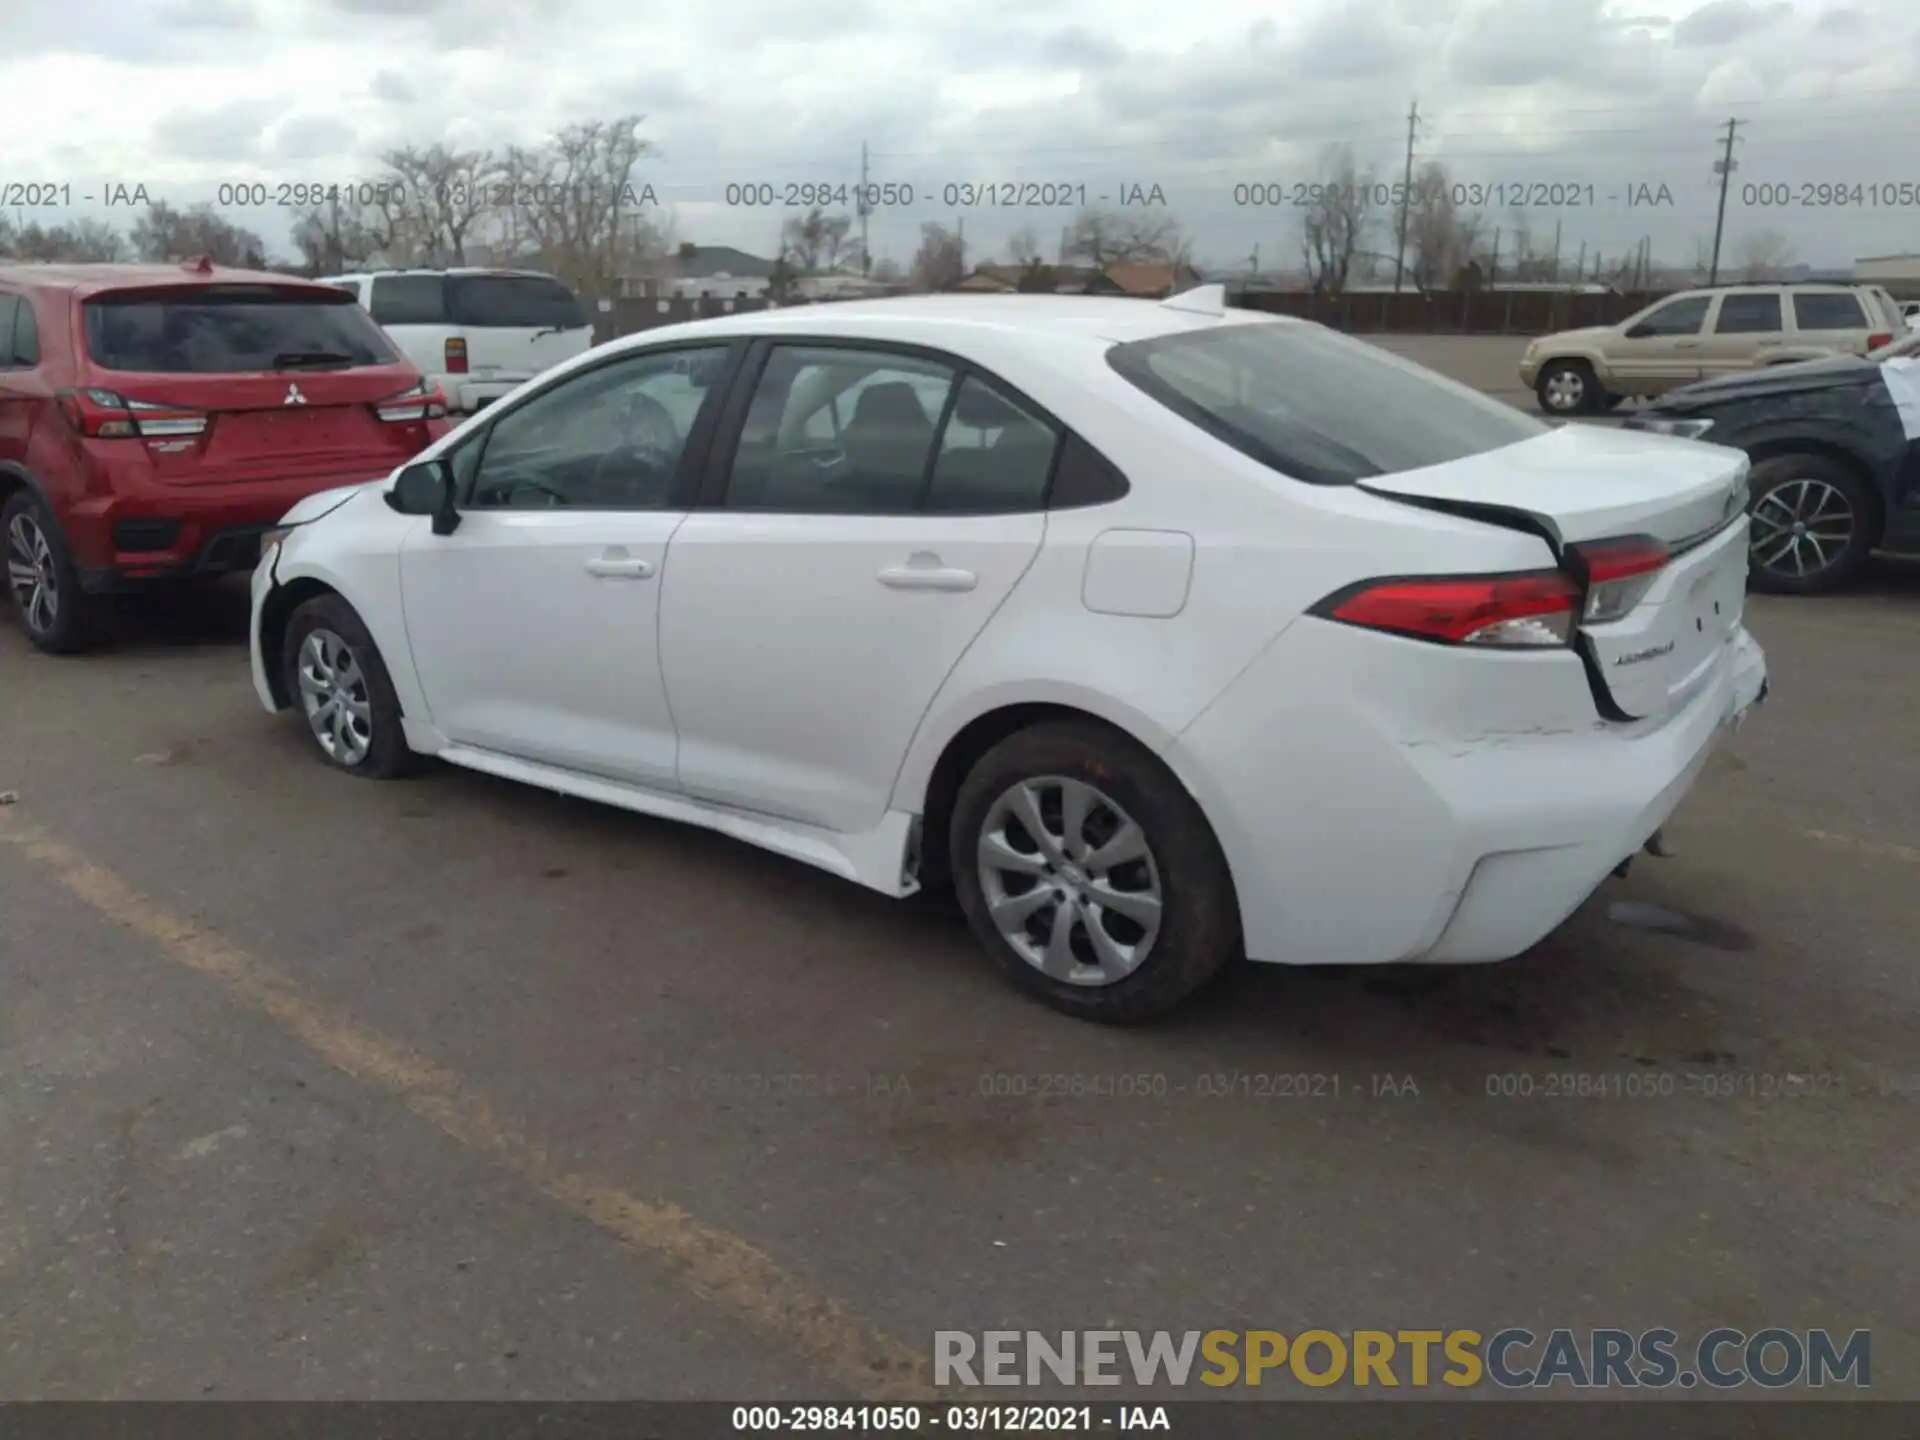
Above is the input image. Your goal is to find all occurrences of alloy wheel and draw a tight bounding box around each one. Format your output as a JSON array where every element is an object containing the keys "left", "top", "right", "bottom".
[
  {"left": 5, "top": 512, "right": 59, "bottom": 636},
  {"left": 1543, "top": 369, "right": 1586, "bottom": 412},
  {"left": 976, "top": 775, "right": 1164, "bottom": 987},
  {"left": 1750, "top": 478, "right": 1854, "bottom": 582},
  {"left": 296, "top": 628, "right": 375, "bottom": 766}
]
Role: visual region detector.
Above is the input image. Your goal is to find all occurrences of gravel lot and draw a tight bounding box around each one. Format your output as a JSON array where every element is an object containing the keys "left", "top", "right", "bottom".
[{"left": 2, "top": 337, "right": 1915, "bottom": 1404}]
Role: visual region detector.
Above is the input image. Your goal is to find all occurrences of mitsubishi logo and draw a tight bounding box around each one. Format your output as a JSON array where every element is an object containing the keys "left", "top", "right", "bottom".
[{"left": 284, "top": 383, "right": 307, "bottom": 406}]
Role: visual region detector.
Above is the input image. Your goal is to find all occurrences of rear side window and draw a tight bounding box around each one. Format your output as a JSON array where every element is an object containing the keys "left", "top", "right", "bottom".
[
  {"left": 82, "top": 285, "right": 397, "bottom": 374},
  {"left": 446, "top": 275, "right": 586, "bottom": 330},
  {"left": 1108, "top": 321, "right": 1546, "bottom": 486},
  {"left": 13, "top": 297, "right": 38, "bottom": 366},
  {"left": 1793, "top": 293, "right": 1866, "bottom": 331},
  {"left": 0, "top": 295, "right": 18, "bottom": 368},
  {"left": 370, "top": 275, "right": 447, "bottom": 325},
  {"left": 1714, "top": 294, "right": 1781, "bottom": 334}
]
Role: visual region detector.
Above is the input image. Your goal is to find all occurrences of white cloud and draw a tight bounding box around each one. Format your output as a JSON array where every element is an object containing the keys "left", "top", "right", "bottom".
[{"left": 1, "top": 0, "right": 1915, "bottom": 268}]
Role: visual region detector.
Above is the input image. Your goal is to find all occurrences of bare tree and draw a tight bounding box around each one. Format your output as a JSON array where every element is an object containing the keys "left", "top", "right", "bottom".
[
  {"left": 1404, "top": 162, "right": 1485, "bottom": 292},
  {"left": 289, "top": 190, "right": 396, "bottom": 275},
  {"left": 1007, "top": 227, "right": 1043, "bottom": 267},
  {"left": 131, "top": 201, "right": 266, "bottom": 266},
  {"left": 910, "top": 223, "right": 965, "bottom": 291},
  {"left": 500, "top": 115, "right": 662, "bottom": 306},
  {"left": 1735, "top": 228, "right": 1798, "bottom": 281},
  {"left": 377, "top": 144, "right": 504, "bottom": 265},
  {"left": 1298, "top": 144, "right": 1373, "bottom": 296},
  {"left": 780, "top": 208, "right": 857, "bottom": 274},
  {"left": 1060, "top": 206, "right": 1182, "bottom": 268},
  {"left": 0, "top": 217, "right": 127, "bottom": 262}
]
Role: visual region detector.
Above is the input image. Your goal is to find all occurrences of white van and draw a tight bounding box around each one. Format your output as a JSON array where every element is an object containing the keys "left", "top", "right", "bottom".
[{"left": 321, "top": 269, "right": 594, "bottom": 415}]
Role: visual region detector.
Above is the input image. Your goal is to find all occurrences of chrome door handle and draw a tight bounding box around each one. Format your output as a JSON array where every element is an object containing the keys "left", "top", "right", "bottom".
[
  {"left": 878, "top": 564, "right": 977, "bottom": 592},
  {"left": 584, "top": 556, "right": 655, "bottom": 579},
  {"left": 1675, "top": 341, "right": 1701, "bottom": 349}
]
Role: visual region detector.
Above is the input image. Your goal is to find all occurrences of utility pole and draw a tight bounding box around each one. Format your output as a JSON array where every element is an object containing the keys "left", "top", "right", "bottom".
[
  {"left": 858, "top": 143, "right": 873, "bottom": 278},
  {"left": 1392, "top": 98, "right": 1419, "bottom": 292},
  {"left": 1489, "top": 228, "right": 1500, "bottom": 285},
  {"left": 1250, "top": 243, "right": 1259, "bottom": 273},
  {"left": 1708, "top": 117, "right": 1743, "bottom": 284},
  {"left": 956, "top": 216, "right": 965, "bottom": 281}
]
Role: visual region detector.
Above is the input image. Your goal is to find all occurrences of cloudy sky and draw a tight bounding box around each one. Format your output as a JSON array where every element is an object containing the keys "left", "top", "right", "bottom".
[{"left": 3, "top": 0, "right": 1918, "bottom": 272}]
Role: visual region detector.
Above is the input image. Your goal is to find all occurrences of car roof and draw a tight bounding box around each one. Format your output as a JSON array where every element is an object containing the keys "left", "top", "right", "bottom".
[
  {"left": 320, "top": 268, "right": 563, "bottom": 281},
  {"left": 599, "top": 293, "right": 1296, "bottom": 355},
  {"left": 0, "top": 261, "right": 344, "bottom": 298}
]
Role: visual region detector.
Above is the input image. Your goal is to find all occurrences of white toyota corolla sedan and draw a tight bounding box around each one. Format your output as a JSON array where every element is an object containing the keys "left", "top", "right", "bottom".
[{"left": 250, "top": 287, "right": 1769, "bottom": 1021}]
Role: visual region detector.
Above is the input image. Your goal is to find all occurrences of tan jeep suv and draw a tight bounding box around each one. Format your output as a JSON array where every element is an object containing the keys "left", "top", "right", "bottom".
[{"left": 1519, "top": 283, "right": 1905, "bottom": 415}]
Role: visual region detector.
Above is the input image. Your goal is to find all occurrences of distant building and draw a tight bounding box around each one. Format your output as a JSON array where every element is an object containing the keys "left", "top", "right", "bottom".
[
  {"left": 618, "top": 244, "right": 777, "bottom": 300},
  {"left": 1855, "top": 253, "right": 1920, "bottom": 298},
  {"left": 1081, "top": 261, "right": 1204, "bottom": 299}
]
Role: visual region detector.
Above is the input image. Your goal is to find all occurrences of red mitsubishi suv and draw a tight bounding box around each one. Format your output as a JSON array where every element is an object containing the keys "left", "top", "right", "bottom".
[{"left": 0, "top": 260, "right": 449, "bottom": 652}]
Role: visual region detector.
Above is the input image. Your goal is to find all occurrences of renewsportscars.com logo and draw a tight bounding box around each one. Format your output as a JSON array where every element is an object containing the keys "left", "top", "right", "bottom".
[{"left": 934, "top": 1328, "right": 1872, "bottom": 1390}]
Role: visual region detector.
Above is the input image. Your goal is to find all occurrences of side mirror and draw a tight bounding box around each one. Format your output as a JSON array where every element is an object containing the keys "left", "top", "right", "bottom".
[{"left": 387, "top": 458, "right": 461, "bottom": 534}]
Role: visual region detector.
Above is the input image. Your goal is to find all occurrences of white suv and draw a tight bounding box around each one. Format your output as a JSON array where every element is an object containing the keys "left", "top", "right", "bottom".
[{"left": 322, "top": 269, "right": 595, "bottom": 415}]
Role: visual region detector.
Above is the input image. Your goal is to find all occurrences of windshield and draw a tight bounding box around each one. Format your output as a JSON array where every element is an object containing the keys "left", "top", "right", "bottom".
[
  {"left": 83, "top": 285, "right": 395, "bottom": 373},
  {"left": 1108, "top": 320, "right": 1547, "bottom": 485}
]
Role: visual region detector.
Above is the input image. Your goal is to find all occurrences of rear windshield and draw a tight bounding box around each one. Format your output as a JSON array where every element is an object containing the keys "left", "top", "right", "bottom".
[
  {"left": 446, "top": 275, "right": 586, "bottom": 329},
  {"left": 1108, "top": 321, "right": 1547, "bottom": 485},
  {"left": 83, "top": 285, "right": 396, "bottom": 374}
]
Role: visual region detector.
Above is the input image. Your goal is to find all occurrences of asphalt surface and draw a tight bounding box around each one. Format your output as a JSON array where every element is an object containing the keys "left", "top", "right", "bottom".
[{"left": 2, "top": 339, "right": 1916, "bottom": 1404}]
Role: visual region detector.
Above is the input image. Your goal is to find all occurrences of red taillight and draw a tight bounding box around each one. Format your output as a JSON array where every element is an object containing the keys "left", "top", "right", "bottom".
[
  {"left": 1868, "top": 332, "right": 1893, "bottom": 350},
  {"left": 1570, "top": 535, "right": 1668, "bottom": 623},
  {"left": 375, "top": 379, "right": 449, "bottom": 423},
  {"left": 55, "top": 387, "right": 207, "bottom": 440},
  {"left": 444, "top": 337, "right": 468, "bottom": 374},
  {"left": 1318, "top": 571, "right": 1580, "bottom": 648}
]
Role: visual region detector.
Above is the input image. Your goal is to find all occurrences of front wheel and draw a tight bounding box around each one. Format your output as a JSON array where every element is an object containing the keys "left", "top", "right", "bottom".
[
  {"left": 1535, "top": 360, "right": 1598, "bottom": 416},
  {"left": 281, "top": 594, "right": 421, "bottom": 777},
  {"left": 949, "top": 721, "right": 1241, "bottom": 1022},
  {"left": 1745, "top": 455, "right": 1880, "bottom": 594}
]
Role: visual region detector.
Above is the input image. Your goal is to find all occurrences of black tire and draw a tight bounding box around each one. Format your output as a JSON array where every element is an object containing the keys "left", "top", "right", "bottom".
[
  {"left": 1535, "top": 359, "right": 1599, "bottom": 416},
  {"left": 1745, "top": 454, "right": 1881, "bottom": 595},
  {"left": 281, "top": 594, "right": 421, "bottom": 778},
  {"left": 1597, "top": 391, "right": 1626, "bottom": 412},
  {"left": 2, "top": 489, "right": 102, "bottom": 654},
  {"left": 949, "top": 720, "right": 1241, "bottom": 1023}
]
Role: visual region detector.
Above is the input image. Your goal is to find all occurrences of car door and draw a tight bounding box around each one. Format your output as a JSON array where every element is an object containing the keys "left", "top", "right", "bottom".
[
  {"left": 1697, "top": 290, "right": 1784, "bottom": 379},
  {"left": 658, "top": 341, "right": 1056, "bottom": 835},
  {"left": 397, "top": 341, "right": 739, "bottom": 788},
  {"left": 1608, "top": 293, "right": 1713, "bottom": 393},
  {"left": 0, "top": 292, "right": 33, "bottom": 470}
]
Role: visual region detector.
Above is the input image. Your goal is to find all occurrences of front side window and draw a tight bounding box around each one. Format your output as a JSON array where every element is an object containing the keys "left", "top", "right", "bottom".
[
  {"left": 1793, "top": 292, "right": 1868, "bottom": 332},
  {"left": 463, "top": 345, "right": 728, "bottom": 511},
  {"left": 1630, "top": 295, "right": 1712, "bottom": 337},
  {"left": 724, "top": 346, "right": 958, "bottom": 513},
  {"left": 82, "top": 285, "right": 396, "bottom": 373},
  {"left": 1715, "top": 294, "right": 1782, "bottom": 335},
  {"left": 12, "top": 295, "right": 38, "bottom": 367},
  {"left": 1108, "top": 320, "right": 1545, "bottom": 486}
]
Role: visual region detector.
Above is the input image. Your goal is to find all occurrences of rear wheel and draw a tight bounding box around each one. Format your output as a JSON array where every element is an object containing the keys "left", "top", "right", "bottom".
[
  {"left": 281, "top": 594, "right": 421, "bottom": 777},
  {"left": 949, "top": 721, "right": 1240, "bottom": 1023},
  {"left": 1745, "top": 454, "right": 1880, "bottom": 594},
  {"left": 1536, "top": 360, "right": 1598, "bottom": 416},
  {"left": 3, "top": 490, "right": 101, "bottom": 654}
]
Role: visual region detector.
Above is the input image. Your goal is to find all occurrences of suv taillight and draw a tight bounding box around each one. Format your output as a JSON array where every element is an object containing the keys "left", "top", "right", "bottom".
[
  {"left": 1868, "top": 332, "right": 1893, "bottom": 350},
  {"left": 375, "top": 379, "right": 449, "bottom": 423},
  {"left": 56, "top": 387, "right": 208, "bottom": 439},
  {"left": 444, "top": 337, "right": 468, "bottom": 374}
]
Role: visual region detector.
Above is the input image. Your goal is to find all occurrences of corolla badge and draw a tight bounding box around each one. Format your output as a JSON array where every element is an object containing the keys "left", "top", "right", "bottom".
[
  {"left": 284, "top": 383, "right": 307, "bottom": 406},
  {"left": 1615, "top": 641, "right": 1676, "bottom": 667}
]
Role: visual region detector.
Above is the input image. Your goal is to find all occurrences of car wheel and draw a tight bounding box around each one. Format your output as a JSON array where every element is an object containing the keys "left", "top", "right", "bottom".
[
  {"left": 282, "top": 594, "right": 421, "bottom": 778},
  {"left": 950, "top": 720, "right": 1240, "bottom": 1023},
  {"left": 3, "top": 490, "right": 101, "bottom": 654},
  {"left": 1536, "top": 360, "right": 1598, "bottom": 416},
  {"left": 1745, "top": 455, "right": 1880, "bottom": 595}
]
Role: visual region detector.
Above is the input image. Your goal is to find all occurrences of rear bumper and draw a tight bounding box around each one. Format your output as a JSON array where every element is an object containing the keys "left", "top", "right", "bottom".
[
  {"left": 1163, "top": 619, "right": 1769, "bottom": 968},
  {"left": 66, "top": 467, "right": 405, "bottom": 591},
  {"left": 431, "top": 375, "right": 532, "bottom": 413}
]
